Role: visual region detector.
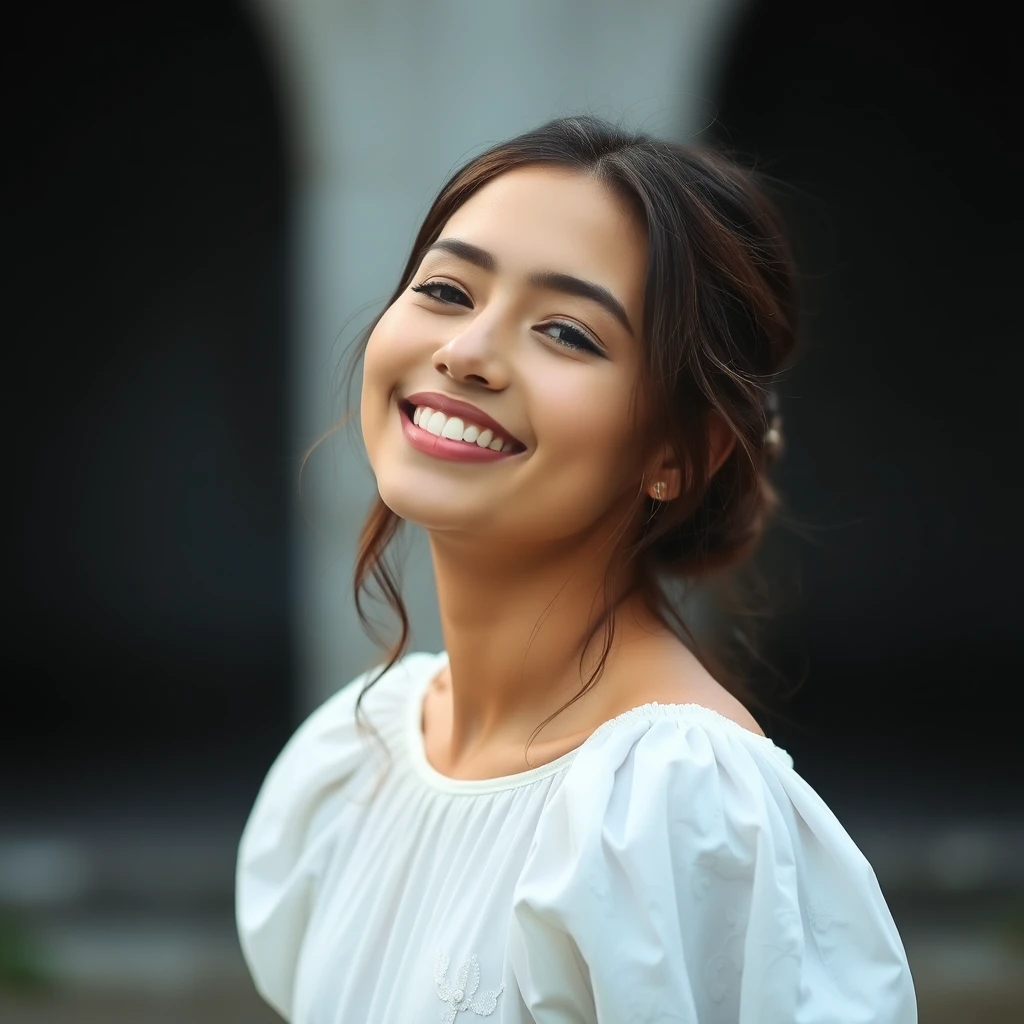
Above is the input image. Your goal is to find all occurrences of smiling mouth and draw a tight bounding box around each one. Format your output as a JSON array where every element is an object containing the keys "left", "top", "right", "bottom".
[{"left": 399, "top": 400, "right": 526, "bottom": 455}]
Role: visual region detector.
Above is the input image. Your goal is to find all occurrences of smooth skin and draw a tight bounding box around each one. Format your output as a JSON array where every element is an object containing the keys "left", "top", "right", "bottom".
[{"left": 360, "top": 166, "right": 762, "bottom": 781}]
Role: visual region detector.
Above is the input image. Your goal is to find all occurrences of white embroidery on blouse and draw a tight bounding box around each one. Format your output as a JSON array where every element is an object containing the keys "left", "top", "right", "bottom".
[
  {"left": 807, "top": 897, "right": 848, "bottom": 979},
  {"left": 434, "top": 951, "right": 504, "bottom": 1022}
]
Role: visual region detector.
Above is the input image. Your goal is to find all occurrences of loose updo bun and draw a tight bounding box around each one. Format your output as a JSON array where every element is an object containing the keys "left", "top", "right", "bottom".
[{"left": 623, "top": 139, "right": 798, "bottom": 584}]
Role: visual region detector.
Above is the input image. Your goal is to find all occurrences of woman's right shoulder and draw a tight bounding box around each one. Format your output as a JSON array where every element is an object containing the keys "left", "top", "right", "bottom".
[
  {"left": 234, "top": 650, "right": 438, "bottom": 1018},
  {"left": 240, "top": 649, "right": 438, "bottom": 834}
]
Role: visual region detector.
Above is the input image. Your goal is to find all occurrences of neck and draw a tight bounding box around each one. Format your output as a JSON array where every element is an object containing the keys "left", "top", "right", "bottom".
[{"left": 425, "top": 526, "right": 665, "bottom": 770}]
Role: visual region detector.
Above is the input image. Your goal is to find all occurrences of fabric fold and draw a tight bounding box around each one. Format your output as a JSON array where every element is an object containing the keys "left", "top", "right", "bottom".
[{"left": 508, "top": 713, "right": 917, "bottom": 1022}]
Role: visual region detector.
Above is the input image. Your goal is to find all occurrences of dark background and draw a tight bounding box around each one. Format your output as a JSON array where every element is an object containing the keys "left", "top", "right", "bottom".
[
  {"left": 6, "top": 2, "right": 1018, "bottom": 828},
  {"left": 713, "top": 3, "right": 1020, "bottom": 816},
  {"left": 6, "top": 4, "right": 291, "bottom": 829}
]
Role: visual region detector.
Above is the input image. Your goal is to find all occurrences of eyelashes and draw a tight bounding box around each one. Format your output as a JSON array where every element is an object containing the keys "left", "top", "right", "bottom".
[
  {"left": 410, "top": 279, "right": 604, "bottom": 356},
  {"left": 411, "top": 281, "right": 470, "bottom": 306}
]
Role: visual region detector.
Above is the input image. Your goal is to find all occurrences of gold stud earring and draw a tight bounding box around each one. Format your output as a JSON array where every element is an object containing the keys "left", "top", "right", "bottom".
[{"left": 651, "top": 481, "right": 667, "bottom": 500}]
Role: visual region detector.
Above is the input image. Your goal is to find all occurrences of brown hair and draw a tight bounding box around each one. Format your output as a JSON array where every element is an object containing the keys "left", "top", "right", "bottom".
[{"left": 321, "top": 114, "right": 799, "bottom": 767}]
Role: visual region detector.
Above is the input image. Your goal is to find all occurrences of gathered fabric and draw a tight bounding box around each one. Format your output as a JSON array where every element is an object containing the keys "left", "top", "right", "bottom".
[{"left": 236, "top": 650, "right": 917, "bottom": 1023}]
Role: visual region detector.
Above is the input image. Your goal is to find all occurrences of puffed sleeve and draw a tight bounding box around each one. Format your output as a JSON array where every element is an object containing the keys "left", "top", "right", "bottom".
[
  {"left": 235, "top": 665, "right": 379, "bottom": 1020},
  {"left": 507, "top": 710, "right": 917, "bottom": 1023}
]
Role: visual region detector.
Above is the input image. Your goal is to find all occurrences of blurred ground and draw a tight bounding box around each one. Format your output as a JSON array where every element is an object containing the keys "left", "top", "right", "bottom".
[{"left": 0, "top": 987, "right": 280, "bottom": 1024}]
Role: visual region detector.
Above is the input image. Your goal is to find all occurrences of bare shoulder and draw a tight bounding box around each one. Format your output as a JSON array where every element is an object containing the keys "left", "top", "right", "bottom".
[{"left": 604, "top": 634, "right": 766, "bottom": 739}]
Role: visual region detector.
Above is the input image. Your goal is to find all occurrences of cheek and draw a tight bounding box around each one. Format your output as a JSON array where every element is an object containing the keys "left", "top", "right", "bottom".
[
  {"left": 362, "top": 303, "right": 423, "bottom": 414},
  {"left": 530, "top": 365, "right": 637, "bottom": 465},
  {"left": 361, "top": 307, "right": 405, "bottom": 454},
  {"left": 363, "top": 302, "right": 414, "bottom": 383}
]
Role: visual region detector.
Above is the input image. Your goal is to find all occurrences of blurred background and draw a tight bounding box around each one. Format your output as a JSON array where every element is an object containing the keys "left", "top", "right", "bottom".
[{"left": 3, "top": 1, "right": 1021, "bottom": 1021}]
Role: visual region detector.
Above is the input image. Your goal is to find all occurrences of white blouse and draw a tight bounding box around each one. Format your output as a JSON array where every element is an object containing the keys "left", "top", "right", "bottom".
[{"left": 236, "top": 650, "right": 917, "bottom": 1023}]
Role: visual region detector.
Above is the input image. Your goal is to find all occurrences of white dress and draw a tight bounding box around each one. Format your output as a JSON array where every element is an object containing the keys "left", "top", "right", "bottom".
[{"left": 236, "top": 650, "right": 917, "bottom": 1023}]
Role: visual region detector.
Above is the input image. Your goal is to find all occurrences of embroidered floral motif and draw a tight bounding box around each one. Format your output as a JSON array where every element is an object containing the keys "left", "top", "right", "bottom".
[
  {"left": 434, "top": 951, "right": 504, "bottom": 1022},
  {"left": 807, "top": 898, "right": 834, "bottom": 935},
  {"left": 807, "top": 897, "right": 847, "bottom": 976}
]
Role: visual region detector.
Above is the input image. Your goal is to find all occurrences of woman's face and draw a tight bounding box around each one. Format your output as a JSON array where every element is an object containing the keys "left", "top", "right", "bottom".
[{"left": 361, "top": 165, "right": 650, "bottom": 551}]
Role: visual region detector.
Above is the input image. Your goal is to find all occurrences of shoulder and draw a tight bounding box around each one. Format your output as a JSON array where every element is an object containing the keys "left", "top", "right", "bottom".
[
  {"left": 600, "top": 633, "right": 767, "bottom": 736},
  {"left": 237, "top": 649, "right": 438, "bottom": 860},
  {"left": 246, "top": 649, "right": 438, "bottom": 793},
  {"left": 540, "top": 633, "right": 805, "bottom": 852},
  {"left": 235, "top": 650, "right": 439, "bottom": 1018},
  {"left": 553, "top": 699, "right": 799, "bottom": 847},
  {"left": 508, "top": 709, "right": 918, "bottom": 1020}
]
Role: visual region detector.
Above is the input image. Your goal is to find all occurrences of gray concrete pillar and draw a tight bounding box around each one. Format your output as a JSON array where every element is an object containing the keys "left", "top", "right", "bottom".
[{"left": 248, "top": 0, "right": 749, "bottom": 711}]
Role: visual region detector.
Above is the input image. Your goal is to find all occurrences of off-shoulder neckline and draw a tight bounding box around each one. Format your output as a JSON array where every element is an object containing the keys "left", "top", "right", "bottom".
[{"left": 404, "top": 651, "right": 793, "bottom": 796}]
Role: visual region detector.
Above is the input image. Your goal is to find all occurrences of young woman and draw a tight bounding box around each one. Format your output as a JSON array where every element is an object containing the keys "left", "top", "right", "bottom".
[{"left": 236, "top": 116, "right": 917, "bottom": 1022}]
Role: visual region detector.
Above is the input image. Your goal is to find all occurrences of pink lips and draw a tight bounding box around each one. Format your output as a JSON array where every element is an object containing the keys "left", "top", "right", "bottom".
[{"left": 399, "top": 391, "right": 525, "bottom": 464}]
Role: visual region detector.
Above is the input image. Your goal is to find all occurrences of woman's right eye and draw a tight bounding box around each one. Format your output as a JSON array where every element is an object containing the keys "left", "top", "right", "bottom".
[{"left": 410, "top": 281, "right": 472, "bottom": 307}]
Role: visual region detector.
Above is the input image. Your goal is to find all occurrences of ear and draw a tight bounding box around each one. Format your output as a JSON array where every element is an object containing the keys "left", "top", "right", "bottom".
[
  {"left": 707, "top": 410, "right": 737, "bottom": 479},
  {"left": 644, "top": 412, "right": 736, "bottom": 502}
]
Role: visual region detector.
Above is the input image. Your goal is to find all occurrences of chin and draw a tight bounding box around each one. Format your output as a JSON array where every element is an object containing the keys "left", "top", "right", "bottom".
[{"left": 374, "top": 477, "right": 474, "bottom": 532}]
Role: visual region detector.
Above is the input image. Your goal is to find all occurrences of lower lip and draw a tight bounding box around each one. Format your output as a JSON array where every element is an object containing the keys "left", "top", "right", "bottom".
[{"left": 399, "top": 405, "right": 519, "bottom": 463}]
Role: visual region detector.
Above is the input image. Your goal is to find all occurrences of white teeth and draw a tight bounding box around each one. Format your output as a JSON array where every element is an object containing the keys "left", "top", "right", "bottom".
[
  {"left": 411, "top": 406, "right": 517, "bottom": 452},
  {"left": 440, "top": 416, "right": 465, "bottom": 440}
]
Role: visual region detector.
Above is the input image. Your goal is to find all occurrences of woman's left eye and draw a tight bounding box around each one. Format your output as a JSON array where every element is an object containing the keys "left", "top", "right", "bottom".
[
  {"left": 541, "top": 321, "right": 603, "bottom": 356},
  {"left": 411, "top": 281, "right": 471, "bottom": 306}
]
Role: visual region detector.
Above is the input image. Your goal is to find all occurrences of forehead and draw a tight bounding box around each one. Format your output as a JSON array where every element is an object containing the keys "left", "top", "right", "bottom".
[{"left": 438, "top": 165, "right": 647, "bottom": 299}]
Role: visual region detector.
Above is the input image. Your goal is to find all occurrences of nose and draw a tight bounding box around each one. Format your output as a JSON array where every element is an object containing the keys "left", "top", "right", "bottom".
[{"left": 431, "top": 315, "right": 510, "bottom": 389}]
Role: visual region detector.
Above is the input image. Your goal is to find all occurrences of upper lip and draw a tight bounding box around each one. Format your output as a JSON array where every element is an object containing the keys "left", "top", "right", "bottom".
[{"left": 402, "top": 391, "right": 523, "bottom": 448}]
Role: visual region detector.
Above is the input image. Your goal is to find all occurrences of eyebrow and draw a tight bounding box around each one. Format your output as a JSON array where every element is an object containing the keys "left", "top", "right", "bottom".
[{"left": 423, "top": 237, "right": 635, "bottom": 337}]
